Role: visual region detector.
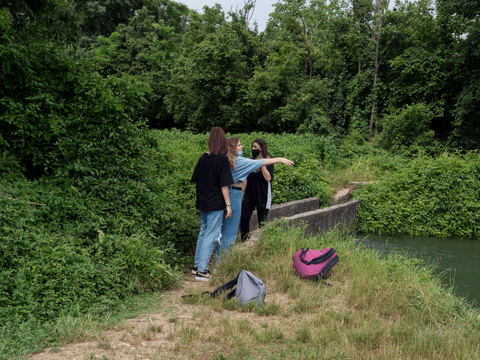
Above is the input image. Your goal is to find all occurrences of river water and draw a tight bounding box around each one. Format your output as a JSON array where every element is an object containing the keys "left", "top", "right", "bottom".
[{"left": 359, "top": 234, "right": 480, "bottom": 307}]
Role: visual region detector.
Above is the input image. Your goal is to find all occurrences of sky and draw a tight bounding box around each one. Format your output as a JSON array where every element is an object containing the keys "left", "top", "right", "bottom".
[{"left": 177, "top": 0, "right": 279, "bottom": 32}]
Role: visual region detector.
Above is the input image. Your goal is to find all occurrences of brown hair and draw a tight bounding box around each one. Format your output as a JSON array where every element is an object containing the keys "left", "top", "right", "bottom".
[
  {"left": 252, "top": 138, "right": 269, "bottom": 159},
  {"left": 208, "top": 127, "right": 228, "bottom": 155},
  {"left": 226, "top": 137, "right": 239, "bottom": 170}
]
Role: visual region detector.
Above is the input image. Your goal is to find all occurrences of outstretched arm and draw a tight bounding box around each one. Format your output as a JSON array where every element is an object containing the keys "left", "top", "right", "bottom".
[{"left": 262, "top": 157, "right": 294, "bottom": 167}]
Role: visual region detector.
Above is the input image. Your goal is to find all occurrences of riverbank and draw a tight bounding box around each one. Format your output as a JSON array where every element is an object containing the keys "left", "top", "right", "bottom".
[
  {"left": 25, "top": 224, "right": 480, "bottom": 360},
  {"left": 361, "top": 233, "right": 480, "bottom": 307}
]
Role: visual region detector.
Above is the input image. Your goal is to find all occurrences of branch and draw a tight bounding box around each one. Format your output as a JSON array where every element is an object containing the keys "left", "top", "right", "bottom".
[
  {"left": 351, "top": 0, "right": 374, "bottom": 34},
  {"left": 301, "top": 15, "right": 321, "bottom": 44},
  {"left": 1, "top": 195, "right": 46, "bottom": 206},
  {"left": 377, "top": 0, "right": 423, "bottom": 68}
]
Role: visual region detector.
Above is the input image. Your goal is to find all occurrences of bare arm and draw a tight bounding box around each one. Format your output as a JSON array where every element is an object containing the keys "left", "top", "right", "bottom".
[
  {"left": 262, "top": 157, "right": 294, "bottom": 167},
  {"left": 260, "top": 165, "right": 272, "bottom": 182},
  {"left": 221, "top": 186, "right": 232, "bottom": 219}
]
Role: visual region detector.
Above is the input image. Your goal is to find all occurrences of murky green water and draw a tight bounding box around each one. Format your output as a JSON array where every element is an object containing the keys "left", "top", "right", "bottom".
[{"left": 359, "top": 234, "right": 480, "bottom": 307}]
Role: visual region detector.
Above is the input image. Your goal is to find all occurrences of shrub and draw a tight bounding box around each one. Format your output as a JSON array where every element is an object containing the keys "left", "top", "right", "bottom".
[
  {"left": 379, "top": 103, "right": 436, "bottom": 150},
  {"left": 355, "top": 151, "right": 480, "bottom": 238},
  {"left": 0, "top": 186, "right": 179, "bottom": 323},
  {"left": 273, "top": 159, "right": 331, "bottom": 206}
]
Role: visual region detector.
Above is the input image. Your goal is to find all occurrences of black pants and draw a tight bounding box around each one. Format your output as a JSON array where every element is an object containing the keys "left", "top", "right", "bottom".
[{"left": 240, "top": 203, "right": 269, "bottom": 242}]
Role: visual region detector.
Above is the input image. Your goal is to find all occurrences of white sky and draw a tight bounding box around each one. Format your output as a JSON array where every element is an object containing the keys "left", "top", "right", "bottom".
[{"left": 177, "top": 0, "right": 279, "bottom": 32}]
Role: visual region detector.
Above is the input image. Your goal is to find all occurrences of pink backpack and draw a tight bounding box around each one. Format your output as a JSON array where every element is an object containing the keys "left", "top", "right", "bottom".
[{"left": 292, "top": 247, "right": 339, "bottom": 281}]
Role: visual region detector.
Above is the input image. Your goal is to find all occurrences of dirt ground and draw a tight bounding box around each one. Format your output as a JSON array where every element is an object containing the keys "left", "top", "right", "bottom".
[{"left": 29, "top": 275, "right": 224, "bottom": 360}]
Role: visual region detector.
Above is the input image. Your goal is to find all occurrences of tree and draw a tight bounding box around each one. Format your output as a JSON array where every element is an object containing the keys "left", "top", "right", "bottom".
[
  {"left": 165, "top": 5, "right": 259, "bottom": 132},
  {"left": 350, "top": 0, "right": 423, "bottom": 136},
  {"left": 72, "top": 0, "right": 145, "bottom": 37},
  {"left": 0, "top": 0, "right": 81, "bottom": 42},
  {"left": 85, "top": 4, "right": 189, "bottom": 128},
  {"left": 240, "top": 0, "right": 256, "bottom": 31},
  {"left": 383, "top": 0, "right": 455, "bottom": 140},
  {"left": 267, "top": 0, "right": 336, "bottom": 79},
  {"left": 437, "top": 0, "right": 480, "bottom": 149}
]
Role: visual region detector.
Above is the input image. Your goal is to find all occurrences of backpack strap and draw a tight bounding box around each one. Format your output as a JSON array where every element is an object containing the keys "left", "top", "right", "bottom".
[
  {"left": 210, "top": 275, "right": 238, "bottom": 298},
  {"left": 300, "top": 247, "right": 336, "bottom": 265},
  {"left": 182, "top": 273, "right": 240, "bottom": 299},
  {"left": 312, "top": 255, "right": 339, "bottom": 283}
]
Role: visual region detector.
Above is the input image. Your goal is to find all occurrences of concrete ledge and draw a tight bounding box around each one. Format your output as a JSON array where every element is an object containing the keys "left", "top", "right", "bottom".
[
  {"left": 284, "top": 200, "right": 361, "bottom": 235},
  {"left": 249, "top": 197, "right": 320, "bottom": 230},
  {"left": 243, "top": 199, "right": 361, "bottom": 247},
  {"left": 332, "top": 188, "right": 352, "bottom": 204},
  {"left": 349, "top": 181, "right": 375, "bottom": 187}
]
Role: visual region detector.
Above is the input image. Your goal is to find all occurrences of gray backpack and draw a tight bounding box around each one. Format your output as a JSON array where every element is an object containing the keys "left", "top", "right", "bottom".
[{"left": 207, "top": 270, "right": 266, "bottom": 306}]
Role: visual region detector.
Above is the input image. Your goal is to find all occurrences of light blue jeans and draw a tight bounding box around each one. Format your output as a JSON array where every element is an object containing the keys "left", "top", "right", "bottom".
[
  {"left": 216, "top": 188, "right": 243, "bottom": 262},
  {"left": 195, "top": 210, "right": 224, "bottom": 272}
]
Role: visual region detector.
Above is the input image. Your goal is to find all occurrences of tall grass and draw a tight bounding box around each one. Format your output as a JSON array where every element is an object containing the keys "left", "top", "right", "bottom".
[{"left": 181, "top": 222, "right": 480, "bottom": 359}]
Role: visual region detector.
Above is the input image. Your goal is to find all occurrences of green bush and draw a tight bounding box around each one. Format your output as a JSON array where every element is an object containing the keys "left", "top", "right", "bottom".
[
  {"left": 273, "top": 159, "right": 331, "bottom": 206},
  {"left": 0, "top": 189, "right": 179, "bottom": 323},
  {"left": 355, "top": 152, "right": 480, "bottom": 238},
  {"left": 379, "top": 103, "right": 436, "bottom": 150}
]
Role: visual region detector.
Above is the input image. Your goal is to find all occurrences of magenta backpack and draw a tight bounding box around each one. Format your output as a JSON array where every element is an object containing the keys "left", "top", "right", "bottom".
[{"left": 292, "top": 247, "right": 339, "bottom": 281}]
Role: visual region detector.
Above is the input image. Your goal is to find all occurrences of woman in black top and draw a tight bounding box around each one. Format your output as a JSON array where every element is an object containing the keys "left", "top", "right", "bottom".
[
  {"left": 240, "top": 138, "right": 274, "bottom": 241},
  {"left": 191, "top": 127, "right": 233, "bottom": 280}
]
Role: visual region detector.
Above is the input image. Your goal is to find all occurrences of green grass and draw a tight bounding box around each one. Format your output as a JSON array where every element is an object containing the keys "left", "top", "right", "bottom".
[
  {"left": 5, "top": 223, "right": 480, "bottom": 359},
  {"left": 178, "top": 223, "right": 480, "bottom": 359}
]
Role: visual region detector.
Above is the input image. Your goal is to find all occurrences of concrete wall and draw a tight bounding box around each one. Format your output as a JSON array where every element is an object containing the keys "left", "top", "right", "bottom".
[
  {"left": 284, "top": 200, "right": 361, "bottom": 235},
  {"left": 248, "top": 197, "right": 360, "bottom": 235},
  {"left": 249, "top": 197, "right": 320, "bottom": 230},
  {"left": 244, "top": 199, "right": 361, "bottom": 245}
]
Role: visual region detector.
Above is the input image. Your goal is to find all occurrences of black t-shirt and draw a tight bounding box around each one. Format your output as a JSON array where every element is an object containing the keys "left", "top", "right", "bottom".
[
  {"left": 243, "top": 163, "right": 274, "bottom": 208},
  {"left": 191, "top": 153, "right": 234, "bottom": 212}
]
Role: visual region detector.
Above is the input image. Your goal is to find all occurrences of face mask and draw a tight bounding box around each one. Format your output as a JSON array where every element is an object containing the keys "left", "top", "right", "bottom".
[
  {"left": 252, "top": 149, "right": 261, "bottom": 158},
  {"left": 237, "top": 151, "right": 243, "bottom": 157}
]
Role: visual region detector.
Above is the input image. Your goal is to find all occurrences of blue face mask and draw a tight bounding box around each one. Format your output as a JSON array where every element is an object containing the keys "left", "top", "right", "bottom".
[{"left": 237, "top": 151, "right": 243, "bottom": 157}]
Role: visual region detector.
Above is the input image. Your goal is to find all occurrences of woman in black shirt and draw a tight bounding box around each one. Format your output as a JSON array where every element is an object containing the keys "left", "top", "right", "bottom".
[
  {"left": 191, "top": 127, "right": 233, "bottom": 280},
  {"left": 240, "top": 138, "right": 274, "bottom": 242}
]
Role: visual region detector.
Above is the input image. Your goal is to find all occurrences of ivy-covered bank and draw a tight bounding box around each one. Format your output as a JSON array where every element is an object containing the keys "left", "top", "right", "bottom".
[
  {"left": 354, "top": 151, "right": 480, "bottom": 239},
  {"left": 3, "top": 130, "right": 479, "bottom": 340}
]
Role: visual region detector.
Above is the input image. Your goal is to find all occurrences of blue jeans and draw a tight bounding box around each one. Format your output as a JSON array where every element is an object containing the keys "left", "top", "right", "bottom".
[
  {"left": 216, "top": 188, "right": 243, "bottom": 262},
  {"left": 195, "top": 210, "right": 224, "bottom": 272}
]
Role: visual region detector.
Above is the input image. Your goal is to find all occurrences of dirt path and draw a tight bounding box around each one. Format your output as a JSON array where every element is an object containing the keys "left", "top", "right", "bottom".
[{"left": 29, "top": 275, "right": 217, "bottom": 360}]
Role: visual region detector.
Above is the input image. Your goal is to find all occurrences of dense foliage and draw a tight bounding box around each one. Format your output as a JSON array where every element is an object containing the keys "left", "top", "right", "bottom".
[
  {"left": 2, "top": 0, "right": 474, "bottom": 144},
  {"left": 150, "top": 129, "right": 333, "bottom": 209},
  {"left": 0, "top": 128, "right": 332, "bottom": 358},
  {"left": 1, "top": 0, "right": 479, "bottom": 357},
  {"left": 355, "top": 152, "right": 480, "bottom": 238}
]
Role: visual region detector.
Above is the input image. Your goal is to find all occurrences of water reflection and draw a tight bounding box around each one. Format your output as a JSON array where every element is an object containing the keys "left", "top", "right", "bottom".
[{"left": 358, "top": 234, "right": 480, "bottom": 307}]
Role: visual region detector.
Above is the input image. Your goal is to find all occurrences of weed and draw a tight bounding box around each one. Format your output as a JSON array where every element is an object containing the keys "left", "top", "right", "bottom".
[
  {"left": 139, "top": 321, "right": 163, "bottom": 340},
  {"left": 97, "top": 341, "right": 111, "bottom": 350},
  {"left": 258, "top": 327, "right": 285, "bottom": 343},
  {"left": 295, "top": 328, "right": 311, "bottom": 343},
  {"left": 256, "top": 300, "right": 281, "bottom": 316},
  {"left": 179, "top": 323, "right": 198, "bottom": 344}
]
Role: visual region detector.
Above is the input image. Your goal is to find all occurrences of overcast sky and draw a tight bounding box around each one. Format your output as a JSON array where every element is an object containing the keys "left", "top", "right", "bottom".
[{"left": 177, "top": 0, "right": 279, "bottom": 32}]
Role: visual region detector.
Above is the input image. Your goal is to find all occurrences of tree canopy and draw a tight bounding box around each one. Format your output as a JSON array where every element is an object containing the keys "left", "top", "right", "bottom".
[{"left": 1, "top": 0, "right": 479, "bottom": 170}]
